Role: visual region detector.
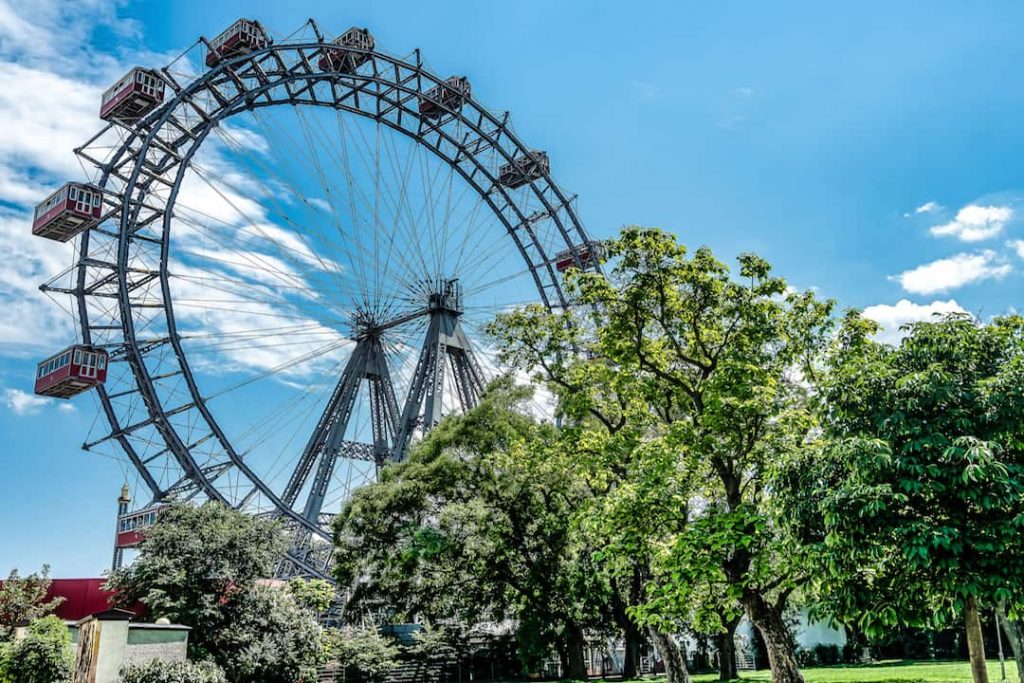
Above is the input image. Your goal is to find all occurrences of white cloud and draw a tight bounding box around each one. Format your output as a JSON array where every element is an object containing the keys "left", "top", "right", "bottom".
[
  {"left": 915, "top": 201, "right": 940, "bottom": 214},
  {"left": 891, "top": 250, "right": 1012, "bottom": 295},
  {"left": 929, "top": 204, "right": 1012, "bottom": 242},
  {"left": 0, "top": 208, "right": 77, "bottom": 350},
  {"left": 716, "top": 115, "right": 745, "bottom": 129},
  {"left": 2, "top": 387, "right": 49, "bottom": 415},
  {"left": 733, "top": 86, "right": 754, "bottom": 98},
  {"left": 631, "top": 80, "right": 663, "bottom": 99},
  {"left": 1008, "top": 239, "right": 1024, "bottom": 259},
  {"left": 862, "top": 299, "right": 967, "bottom": 345}
]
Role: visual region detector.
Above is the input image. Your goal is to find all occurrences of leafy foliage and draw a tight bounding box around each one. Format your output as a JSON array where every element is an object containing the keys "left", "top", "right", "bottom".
[
  {"left": 0, "top": 615, "right": 73, "bottom": 683},
  {"left": 334, "top": 377, "right": 606, "bottom": 676},
  {"left": 802, "top": 313, "right": 1024, "bottom": 633},
  {"left": 287, "top": 578, "right": 336, "bottom": 615},
  {"left": 119, "top": 659, "right": 226, "bottom": 683},
  {"left": 106, "top": 502, "right": 286, "bottom": 658},
  {"left": 491, "top": 227, "right": 834, "bottom": 683},
  {"left": 322, "top": 625, "right": 401, "bottom": 683},
  {"left": 209, "top": 585, "right": 323, "bottom": 683},
  {"left": 0, "top": 565, "right": 64, "bottom": 639},
  {"left": 106, "top": 502, "right": 323, "bottom": 682}
]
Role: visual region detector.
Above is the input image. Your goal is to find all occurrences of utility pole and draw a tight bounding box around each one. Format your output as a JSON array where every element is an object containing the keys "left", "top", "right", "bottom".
[{"left": 996, "top": 607, "right": 1008, "bottom": 683}]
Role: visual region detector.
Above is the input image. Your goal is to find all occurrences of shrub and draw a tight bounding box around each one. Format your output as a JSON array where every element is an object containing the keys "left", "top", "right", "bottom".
[
  {"left": 211, "top": 586, "right": 323, "bottom": 683},
  {"left": 323, "top": 625, "right": 400, "bottom": 683},
  {"left": 0, "top": 615, "right": 74, "bottom": 683},
  {"left": 795, "top": 643, "right": 842, "bottom": 667},
  {"left": 120, "top": 659, "right": 226, "bottom": 683}
]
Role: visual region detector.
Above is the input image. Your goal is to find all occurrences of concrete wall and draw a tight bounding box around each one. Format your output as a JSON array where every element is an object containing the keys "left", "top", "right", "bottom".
[{"left": 71, "top": 612, "right": 190, "bottom": 683}]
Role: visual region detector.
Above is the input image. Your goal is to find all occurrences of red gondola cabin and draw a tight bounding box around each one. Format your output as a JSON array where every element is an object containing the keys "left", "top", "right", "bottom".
[
  {"left": 419, "top": 76, "right": 471, "bottom": 119},
  {"left": 554, "top": 242, "right": 605, "bottom": 273},
  {"left": 35, "top": 345, "right": 108, "bottom": 398},
  {"left": 32, "top": 183, "right": 103, "bottom": 242},
  {"left": 319, "top": 27, "right": 374, "bottom": 73},
  {"left": 100, "top": 68, "right": 165, "bottom": 122},
  {"left": 206, "top": 19, "right": 271, "bottom": 67},
  {"left": 116, "top": 505, "right": 165, "bottom": 549},
  {"left": 498, "top": 151, "right": 550, "bottom": 189}
]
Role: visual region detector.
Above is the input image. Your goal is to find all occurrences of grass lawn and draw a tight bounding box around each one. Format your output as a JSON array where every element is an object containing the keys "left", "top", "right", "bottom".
[{"left": 689, "top": 660, "right": 1019, "bottom": 682}]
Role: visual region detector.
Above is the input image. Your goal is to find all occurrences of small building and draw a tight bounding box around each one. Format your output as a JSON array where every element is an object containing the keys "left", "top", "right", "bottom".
[{"left": 71, "top": 609, "right": 189, "bottom": 683}]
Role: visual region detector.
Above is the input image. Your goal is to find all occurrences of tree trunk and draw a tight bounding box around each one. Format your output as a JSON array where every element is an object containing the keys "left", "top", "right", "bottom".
[
  {"left": 621, "top": 613, "right": 643, "bottom": 678},
  {"left": 996, "top": 603, "right": 1024, "bottom": 683},
  {"left": 565, "top": 622, "right": 588, "bottom": 681},
  {"left": 742, "top": 593, "right": 803, "bottom": 683},
  {"left": 965, "top": 596, "right": 990, "bottom": 683},
  {"left": 716, "top": 616, "right": 740, "bottom": 681},
  {"left": 610, "top": 576, "right": 644, "bottom": 679},
  {"left": 648, "top": 626, "right": 690, "bottom": 683},
  {"left": 556, "top": 640, "right": 570, "bottom": 680}
]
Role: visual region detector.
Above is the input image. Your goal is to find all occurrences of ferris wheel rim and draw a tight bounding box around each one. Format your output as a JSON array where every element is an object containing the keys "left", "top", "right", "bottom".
[{"left": 68, "top": 31, "right": 599, "bottom": 563}]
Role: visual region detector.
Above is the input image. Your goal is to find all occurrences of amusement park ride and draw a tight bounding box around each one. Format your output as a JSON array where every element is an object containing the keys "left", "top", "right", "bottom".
[{"left": 32, "top": 18, "right": 604, "bottom": 581}]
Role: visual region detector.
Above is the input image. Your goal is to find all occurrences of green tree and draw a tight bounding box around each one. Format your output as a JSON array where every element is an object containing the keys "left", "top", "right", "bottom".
[
  {"left": 106, "top": 502, "right": 286, "bottom": 658},
  {"left": 492, "top": 227, "right": 833, "bottom": 683},
  {"left": 0, "top": 615, "right": 74, "bottom": 683},
  {"left": 210, "top": 585, "right": 323, "bottom": 683},
  {"left": 804, "top": 312, "right": 1024, "bottom": 683},
  {"left": 0, "top": 565, "right": 64, "bottom": 639},
  {"left": 107, "top": 502, "right": 323, "bottom": 682},
  {"left": 322, "top": 626, "right": 400, "bottom": 683},
  {"left": 334, "top": 378, "right": 607, "bottom": 679},
  {"left": 287, "top": 578, "right": 336, "bottom": 615},
  {"left": 120, "top": 659, "right": 226, "bottom": 683}
]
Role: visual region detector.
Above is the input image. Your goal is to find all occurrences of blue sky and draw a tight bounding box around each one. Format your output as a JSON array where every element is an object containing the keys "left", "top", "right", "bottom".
[{"left": 1, "top": 0, "right": 1022, "bottom": 577}]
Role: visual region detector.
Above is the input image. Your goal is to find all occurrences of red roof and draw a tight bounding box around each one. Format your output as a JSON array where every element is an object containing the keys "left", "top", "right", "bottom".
[{"left": 0, "top": 579, "right": 146, "bottom": 621}]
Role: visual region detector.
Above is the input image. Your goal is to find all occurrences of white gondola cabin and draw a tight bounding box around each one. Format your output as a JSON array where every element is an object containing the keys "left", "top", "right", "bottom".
[
  {"left": 34, "top": 345, "right": 108, "bottom": 399},
  {"left": 32, "top": 183, "right": 103, "bottom": 242},
  {"left": 319, "top": 27, "right": 374, "bottom": 73},
  {"left": 554, "top": 242, "right": 605, "bottom": 273},
  {"left": 100, "top": 68, "right": 165, "bottom": 122},
  {"left": 498, "top": 151, "right": 550, "bottom": 189},
  {"left": 116, "top": 504, "right": 166, "bottom": 549},
  {"left": 419, "top": 76, "right": 471, "bottom": 119},
  {"left": 206, "top": 19, "right": 270, "bottom": 67}
]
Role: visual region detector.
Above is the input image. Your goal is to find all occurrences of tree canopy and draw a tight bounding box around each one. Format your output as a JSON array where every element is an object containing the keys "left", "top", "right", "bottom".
[
  {"left": 334, "top": 377, "right": 606, "bottom": 678},
  {"left": 0, "top": 566, "right": 64, "bottom": 639},
  {"left": 491, "top": 226, "right": 834, "bottom": 683},
  {"left": 107, "top": 502, "right": 323, "bottom": 683},
  {"left": 0, "top": 615, "right": 73, "bottom": 683},
  {"left": 795, "top": 312, "right": 1024, "bottom": 683}
]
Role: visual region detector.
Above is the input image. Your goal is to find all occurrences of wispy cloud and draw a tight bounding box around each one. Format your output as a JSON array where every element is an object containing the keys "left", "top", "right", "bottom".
[
  {"left": 1008, "top": 239, "right": 1024, "bottom": 259},
  {"left": 732, "top": 86, "right": 754, "bottom": 98},
  {"left": 2, "top": 387, "right": 49, "bottom": 415},
  {"left": 630, "top": 80, "right": 663, "bottom": 99},
  {"left": 915, "top": 201, "right": 941, "bottom": 214},
  {"left": 716, "top": 115, "right": 746, "bottom": 129},
  {"left": 891, "top": 250, "right": 1012, "bottom": 295},
  {"left": 929, "top": 204, "right": 1012, "bottom": 242},
  {"left": 862, "top": 299, "right": 966, "bottom": 345}
]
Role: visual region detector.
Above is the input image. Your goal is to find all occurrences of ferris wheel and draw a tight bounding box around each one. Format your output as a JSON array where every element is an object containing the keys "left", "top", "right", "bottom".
[{"left": 32, "top": 19, "right": 602, "bottom": 580}]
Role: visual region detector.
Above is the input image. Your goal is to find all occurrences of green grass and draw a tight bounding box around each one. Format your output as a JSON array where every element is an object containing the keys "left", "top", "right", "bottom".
[{"left": 689, "top": 659, "right": 1019, "bottom": 682}]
